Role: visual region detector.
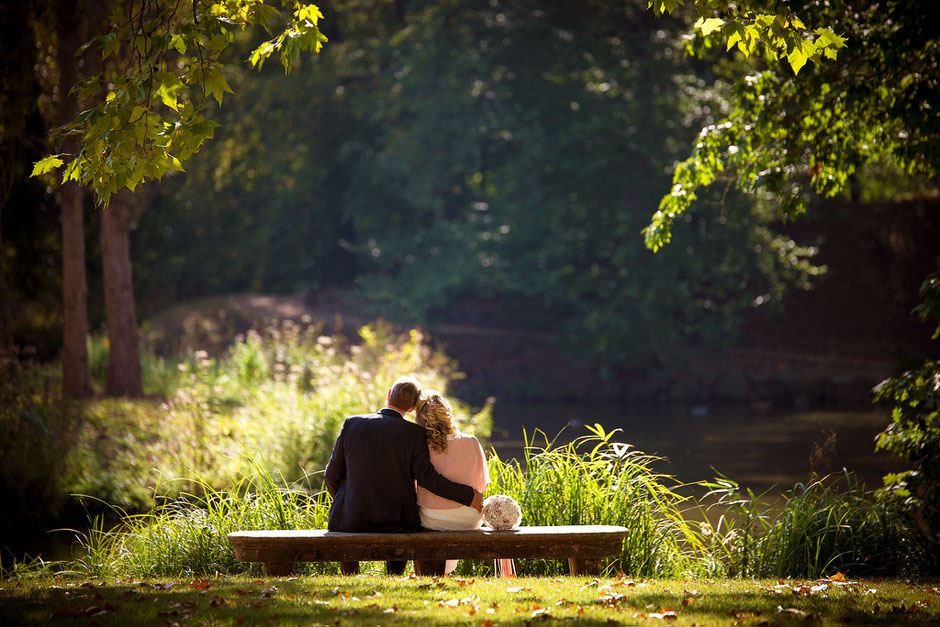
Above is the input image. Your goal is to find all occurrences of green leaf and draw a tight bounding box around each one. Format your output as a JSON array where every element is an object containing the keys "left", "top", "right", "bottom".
[
  {"left": 154, "top": 83, "right": 178, "bottom": 111},
  {"left": 204, "top": 68, "right": 235, "bottom": 105},
  {"left": 694, "top": 17, "right": 726, "bottom": 37},
  {"left": 787, "top": 46, "right": 807, "bottom": 75},
  {"left": 815, "top": 27, "right": 847, "bottom": 50},
  {"left": 31, "top": 155, "right": 64, "bottom": 177},
  {"left": 170, "top": 33, "right": 187, "bottom": 55}
]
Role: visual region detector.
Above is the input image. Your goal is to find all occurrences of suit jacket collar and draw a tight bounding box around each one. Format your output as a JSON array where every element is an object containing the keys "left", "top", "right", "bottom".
[{"left": 378, "top": 407, "right": 404, "bottom": 419}]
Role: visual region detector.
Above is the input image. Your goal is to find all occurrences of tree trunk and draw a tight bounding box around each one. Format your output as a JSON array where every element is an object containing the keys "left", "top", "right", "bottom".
[
  {"left": 57, "top": 0, "right": 91, "bottom": 398},
  {"left": 100, "top": 189, "right": 142, "bottom": 396}
]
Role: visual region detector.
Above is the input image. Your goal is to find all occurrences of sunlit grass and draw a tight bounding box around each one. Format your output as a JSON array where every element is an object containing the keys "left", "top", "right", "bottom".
[{"left": 2, "top": 574, "right": 938, "bottom": 625}]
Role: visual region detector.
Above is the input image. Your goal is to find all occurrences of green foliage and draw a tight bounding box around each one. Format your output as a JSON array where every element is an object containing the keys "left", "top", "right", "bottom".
[
  {"left": 72, "top": 458, "right": 332, "bottom": 578},
  {"left": 645, "top": 0, "right": 939, "bottom": 251},
  {"left": 648, "top": 0, "right": 846, "bottom": 75},
  {"left": 0, "top": 356, "right": 76, "bottom": 534},
  {"left": 873, "top": 269, "right": 940, "bottom": 555},
  {"left": 3, "top": 320, "right": 480, "bottom": 522},
  {"left": 698, "top": 473, "right": 926, "bottom": 578},
  {"left": 477, "top": 424, "right": 700, "bottom": 577},
  {"left": 51, "top": 423, "right": 932, "bottom": 579},
  {"left": 329, "top": 0, "right": 824, "bottom": 368},
  {"left": 32, "top": 0, "right": 327, "bottom": 204}
]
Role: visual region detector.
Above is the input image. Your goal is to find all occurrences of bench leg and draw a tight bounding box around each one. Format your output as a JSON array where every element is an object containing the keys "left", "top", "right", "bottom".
[
  {"left": 568, "top": 557, "right": 603, "bottom": 576},
  {"left": 414, "top": 559, "right": 446, "bottom": 576},
  {"left": 263, "top": 559, "right": 294, "bottom": 576}
]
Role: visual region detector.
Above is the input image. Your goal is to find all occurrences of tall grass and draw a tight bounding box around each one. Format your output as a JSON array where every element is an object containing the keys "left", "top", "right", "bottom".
[
  {"left": 12, "top": 426, "right": 933, "bottom": 580},
  {"left": 70, "top": 457, "right": 332, "bottom": 578},
  {"left": 5, "top": 320, "right": 485, "bottom": 517},
  {"left": 694, "top": 472, "right": 928, "bottom": 578},
  {"left": 464, "top": 424, "right": 701, "bottom": 577}
]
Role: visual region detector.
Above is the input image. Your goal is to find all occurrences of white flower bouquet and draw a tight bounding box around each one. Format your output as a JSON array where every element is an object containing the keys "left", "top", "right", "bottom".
[{"left": 482, "top": 495, "right": 522, "bottom": 530}]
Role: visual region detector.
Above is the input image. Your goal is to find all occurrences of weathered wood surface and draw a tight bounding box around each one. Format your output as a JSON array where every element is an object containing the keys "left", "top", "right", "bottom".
[{"left": 228, "top": 525, "right": 627, "bottom": 576}]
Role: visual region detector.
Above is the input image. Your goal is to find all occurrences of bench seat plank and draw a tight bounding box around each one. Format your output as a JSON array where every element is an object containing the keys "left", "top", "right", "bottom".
[{"left": 228, "top": 525, "right": 627, "bottom": 576}]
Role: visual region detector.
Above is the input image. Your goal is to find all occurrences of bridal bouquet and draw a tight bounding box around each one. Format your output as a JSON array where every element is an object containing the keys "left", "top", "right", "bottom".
[{"left": 482, "top": 495, "right": 522, "bottom": 530}]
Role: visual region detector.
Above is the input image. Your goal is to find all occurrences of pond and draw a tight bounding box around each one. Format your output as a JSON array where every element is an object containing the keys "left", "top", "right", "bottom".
[{"left": 488, "top": 400, "right": 908, "bottom": 495}]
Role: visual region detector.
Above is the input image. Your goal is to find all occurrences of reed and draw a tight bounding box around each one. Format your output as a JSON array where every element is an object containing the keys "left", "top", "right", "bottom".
[
  {"left": 69, "top": 457, "right": 333, "bottom": 578},
  {"left": 697, "top": 471, "right": 928, "bottom": 578},
  {"left": 465, "top": 424, "right": 701, "bottom": 577}
]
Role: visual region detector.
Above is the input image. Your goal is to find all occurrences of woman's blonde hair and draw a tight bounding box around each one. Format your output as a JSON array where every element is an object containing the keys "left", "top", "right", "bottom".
[{"left": 414, "top": 390, "right": 455, "bottom": 453}]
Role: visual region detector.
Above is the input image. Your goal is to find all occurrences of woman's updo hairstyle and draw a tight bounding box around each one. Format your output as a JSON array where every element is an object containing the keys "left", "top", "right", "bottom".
[{"left": 414, "top": 390, "right": 456, "bottom": 453}]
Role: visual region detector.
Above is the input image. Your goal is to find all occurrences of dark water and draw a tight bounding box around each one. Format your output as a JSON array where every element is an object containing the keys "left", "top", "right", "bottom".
[{"left": 489, "top": 401, "right": 908, "bottom": 494}]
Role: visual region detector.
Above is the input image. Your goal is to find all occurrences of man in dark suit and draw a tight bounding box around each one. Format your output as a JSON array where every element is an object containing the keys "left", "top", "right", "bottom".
[{"left": 324, "top": 376, "right": 484, "bottom": 575}]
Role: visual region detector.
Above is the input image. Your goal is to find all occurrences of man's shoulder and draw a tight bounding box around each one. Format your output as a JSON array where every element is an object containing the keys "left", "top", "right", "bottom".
[{"left": 343, "top": 413, "right": 424, "bottom": 436}]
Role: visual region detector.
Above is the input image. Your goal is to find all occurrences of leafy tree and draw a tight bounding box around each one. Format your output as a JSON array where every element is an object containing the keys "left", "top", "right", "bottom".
[
  {"left": 647, "top": 0, "right": 846, "bottom": 76},
  {"left": 33, "top": 0, "right": 328, "bottom": 206},
  {"left": 26, "top": 0, "right": 327, "bottom": 395},
  {"left": 874, "top": 269, "right": 940, "bottom": 552},
  {"left": 643, "top": 0, "right": 937, "bottom": 250}
]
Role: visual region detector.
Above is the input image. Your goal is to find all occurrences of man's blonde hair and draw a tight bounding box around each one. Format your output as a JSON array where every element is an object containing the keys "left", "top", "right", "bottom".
[{"left": 388, "top": 376, "right": 422, "bottom": 412}]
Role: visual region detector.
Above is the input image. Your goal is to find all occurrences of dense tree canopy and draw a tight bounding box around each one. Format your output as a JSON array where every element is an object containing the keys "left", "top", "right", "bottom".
[
  {"left": 128, "top": 0, "right": 825, "bottom": 370},
  {"left": 645, "top": 0, "right": 938, "bottom": 250},
  {"left": 7, "top": 0, "right": 935, "bottom": 378}
]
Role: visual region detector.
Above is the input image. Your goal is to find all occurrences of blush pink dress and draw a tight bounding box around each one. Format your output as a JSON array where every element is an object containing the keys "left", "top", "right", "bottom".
[{"left": 416, "top": 432, "right": 491, "bottom": 574}]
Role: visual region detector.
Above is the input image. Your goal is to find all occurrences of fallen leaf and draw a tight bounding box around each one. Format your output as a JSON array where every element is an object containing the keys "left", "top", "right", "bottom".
[
  {"left": 777, "top": 606, "right": 805, "bottom": 616},
  {"left": 827, "top": 572, "right": 845, "bottom": 582},
  {"left": 234, "top": 589, "right": 251, "bottom": 596},
  {"left": 190, "top": 579, "right": 212, "bottom": 590},
  {"left": 681, "top": 597, "right": 695, "bottom": 606},
  {"left": 209, "top": 595, "right": 227, "bottom": 607},
  {"left": 531, "top": 607, "right": 551, "bottom": 618}
]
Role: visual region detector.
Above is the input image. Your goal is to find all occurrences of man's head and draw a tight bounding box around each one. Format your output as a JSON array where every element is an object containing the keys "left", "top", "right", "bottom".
[{"left": 386, "top": 376, "right": 422, "bottom": 413}]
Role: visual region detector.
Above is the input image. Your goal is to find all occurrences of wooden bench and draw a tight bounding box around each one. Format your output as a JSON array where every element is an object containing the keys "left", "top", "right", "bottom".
[{"left": 228, "top": 525, "right": 627, "bottom": 576}]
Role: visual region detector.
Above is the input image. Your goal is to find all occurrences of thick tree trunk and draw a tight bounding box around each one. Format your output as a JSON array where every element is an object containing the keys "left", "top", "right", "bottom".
[
  {"left": 57, "top": 0, "right": 92, "bottom": 398},
  {"left": 100, "top": 189, "right": 142, "bottom": 396}
]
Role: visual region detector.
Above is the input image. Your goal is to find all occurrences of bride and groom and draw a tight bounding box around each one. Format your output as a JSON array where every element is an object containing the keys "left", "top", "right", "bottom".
[{"left": 323, "top": 376, "right": 491, "bottom": 576}]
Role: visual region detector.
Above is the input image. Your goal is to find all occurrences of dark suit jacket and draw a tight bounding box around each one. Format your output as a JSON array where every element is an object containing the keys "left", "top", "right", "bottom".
[{"left": 324, "top": 408, "right": 475, "bottom": 532}]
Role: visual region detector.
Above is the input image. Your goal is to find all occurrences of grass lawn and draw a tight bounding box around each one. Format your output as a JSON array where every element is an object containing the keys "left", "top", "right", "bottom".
[{"left": 2, "top": 573, "right": 938, "bottom": 625}]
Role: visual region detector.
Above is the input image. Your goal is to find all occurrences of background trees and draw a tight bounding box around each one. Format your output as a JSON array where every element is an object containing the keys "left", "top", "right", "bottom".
[
  {"left": 127, "top": 0, "right": 829, "bottom": 372},
  {"left": 3, "top": 0, "right": 936, "bottom": 390},
  {"left": 16, "top": 0, "right": 327, "bottom": 396}
]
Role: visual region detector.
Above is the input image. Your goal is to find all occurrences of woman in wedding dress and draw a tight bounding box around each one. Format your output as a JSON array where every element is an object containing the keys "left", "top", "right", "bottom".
[{"left": 414, "top": 390, "right": 496, "bottom": 575}]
